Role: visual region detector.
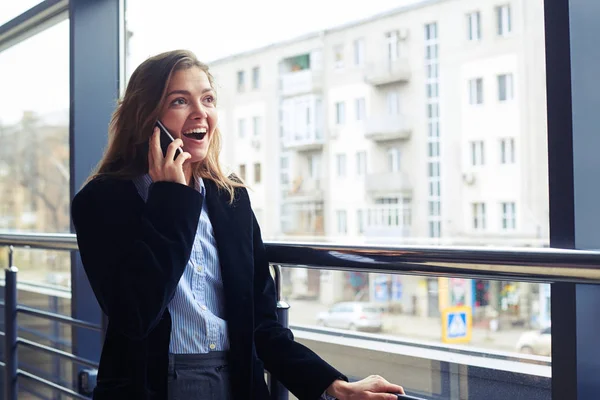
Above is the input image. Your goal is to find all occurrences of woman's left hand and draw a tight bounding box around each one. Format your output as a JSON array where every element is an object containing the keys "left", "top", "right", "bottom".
[{"left": 326, "top": 375, "right": 404, "bottom": 399}]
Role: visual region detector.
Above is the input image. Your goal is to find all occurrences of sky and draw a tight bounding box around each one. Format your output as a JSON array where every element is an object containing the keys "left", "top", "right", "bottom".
[{"left": 0, "top": 0, "right": 421, "bottom": 125}]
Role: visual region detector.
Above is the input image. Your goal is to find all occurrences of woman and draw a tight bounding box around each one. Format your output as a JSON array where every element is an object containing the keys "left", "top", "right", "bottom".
[{"left": 71, "top": 49, "right": 405, "bottom": 400}]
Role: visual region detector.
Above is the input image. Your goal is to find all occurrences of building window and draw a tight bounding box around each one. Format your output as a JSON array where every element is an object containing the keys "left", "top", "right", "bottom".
[
  {"left": 386, "top": 91, "right": 400, "bottom": 115},
  {"left": 357, "top": 210, "right": 364, "bottom": 234},
  {"left": 471, "top": 141, "right": 485, "bottom": 166},
  {"left": 355, "top": 98, "right": 366, "bottom": 121},
  {"left": 385, "top": 30, "right": 400, "bottom": 63},
  {"left": 472, "top": 202, "right": 486, "bottom": 230},
  {"left": 252, "top": 116, "right": 261, "bottom": 136},
  {"left": 353, "top": 38, "right": 365, "bottom": 66},
  {"left": 237, "top": 70, "right": 245, "bottom": 92},
  {"left": 497, "top": 5, "right": 512, "bottom": 36},
  {"left": 356, "top": 151, "right": 366, "bottom": 175},
  {"left": 403, "top": 197, "right": 412, "bottom": 226},
  {"left": 308, "top": 154, "right": 321, "bottom": 180},
  {"left": 252, "top": 66, "right": 260, "bottom": 89},
  {"left": 239, "top": 164, "right": 246, "bottom": 181},
  {"left": 388, "top": 148, "right": 401, "bottom": 172},
  {"left": 334, "top": 44, "right": 344, "bottom": 69},
  {"left": 469, "top": 78, "right": 483, "bottom": 105},
  {"left": 336, "top": 210, "right": 348, "bottom": 234},
  {"left": 335, "top": 101, "right": 346, "bottom": 125},
  {"left": 280, "top": 156, "right": 289, "bottom": 185},
  {"left": 467, "top": 11, "right": 481, "bottom": 41},
  {"left": 237, "top": 118, "right": 246, "bottom": 138},
  {"left": 336, "top": 154, "right": 347, "bottom": 177},
  {"left": 254, "top": 163, "right": 261, "bottom": 184},
  {"left": 500, "top": 138, "right": 516, "bottom": 164},
  {"left": 501, "top": 202, "right": 516, "bottom": 230},
  {"left": 498, "top": 73, "right": 514, "bottom": 101}
]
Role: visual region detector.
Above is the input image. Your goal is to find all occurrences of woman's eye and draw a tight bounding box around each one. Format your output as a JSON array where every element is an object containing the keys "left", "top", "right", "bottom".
[
  {"left": 204, "top": 96, "right": 215, "bottom": 103},
  {"left": 171, "top": 97, "right": 186, "bottom": 105}
]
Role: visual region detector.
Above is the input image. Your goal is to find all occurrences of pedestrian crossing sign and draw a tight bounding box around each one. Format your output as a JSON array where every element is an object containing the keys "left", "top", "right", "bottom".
[{"left": 441, "top": 306, "right": 472, "bottom": 344}]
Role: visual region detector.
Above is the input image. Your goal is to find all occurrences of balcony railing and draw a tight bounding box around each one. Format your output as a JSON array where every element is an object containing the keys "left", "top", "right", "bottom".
[
  {"left": 365, "top": 171, "right": 411, "bottom": 195},
  {"left": 3, "top": 232, "right": 600, "bottom": 399},
  {"left": 365, "top": 59, "right": 411, "bottom": 86},
  {"left": 280, "top": 69, "right": 323, "bottom": 97},
  {"left": 282, "top": 129, "right": 324, "bottom": 151},
  {"left": 364, "top": 114, "right": 412, "bottom": 141}
]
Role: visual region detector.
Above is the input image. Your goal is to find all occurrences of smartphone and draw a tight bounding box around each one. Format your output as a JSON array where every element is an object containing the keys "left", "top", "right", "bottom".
[
  {"left": 155, "top": 120, "right": 183, "bottom": 160},
  {"left": 397, "top": 395, "right": 426, "bottom": 400}
]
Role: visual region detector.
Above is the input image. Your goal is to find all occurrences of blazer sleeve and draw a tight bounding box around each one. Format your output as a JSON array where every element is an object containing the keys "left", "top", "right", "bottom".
[
  {"left": 251, "top": 211, "right": 347, "bottom": 400},
  {"left": 71, "top": 179, "right": 202, "bottom": 340}
]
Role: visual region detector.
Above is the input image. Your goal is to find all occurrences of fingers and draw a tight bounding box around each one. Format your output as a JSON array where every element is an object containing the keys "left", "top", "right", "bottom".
[
  {"left": 175, "top": 151, "right": 192, "bottom": 167},
  {"left": 165, "top": 138, "right": 184, "bottom": 161},
  {"left": 149, "top": 127, "right": 162, "bottom": 167}
]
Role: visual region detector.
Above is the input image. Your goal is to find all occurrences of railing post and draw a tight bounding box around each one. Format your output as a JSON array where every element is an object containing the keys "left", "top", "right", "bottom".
[
  {"left": 5, "top": 249, "right": 18, "bottom": 400},
  {"left": 269, "top": 265, "right": 290, "bottom": 400}
]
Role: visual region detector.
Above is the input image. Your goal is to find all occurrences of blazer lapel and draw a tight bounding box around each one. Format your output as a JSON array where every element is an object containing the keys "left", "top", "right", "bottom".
[{"left": 204, "top": 179, "right": 254, "bottom": 321}]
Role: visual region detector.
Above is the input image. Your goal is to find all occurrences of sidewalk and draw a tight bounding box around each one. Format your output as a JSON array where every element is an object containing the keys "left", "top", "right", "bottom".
[{"left": 382, "top": 313, "right": 528, "bottom": 352}]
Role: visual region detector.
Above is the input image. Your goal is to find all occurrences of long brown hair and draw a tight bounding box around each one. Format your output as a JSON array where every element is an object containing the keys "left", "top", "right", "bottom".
[{"left": 87, "top": 49, "right": 243, "bottom": 203}]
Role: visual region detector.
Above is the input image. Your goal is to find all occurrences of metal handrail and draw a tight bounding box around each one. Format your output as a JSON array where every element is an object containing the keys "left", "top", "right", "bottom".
[
  {"left": 2, "top": 245, "right": 100, "bottom": 400},
  {"left": 3, "top": 232, "right": 600, "bottom": 283}
]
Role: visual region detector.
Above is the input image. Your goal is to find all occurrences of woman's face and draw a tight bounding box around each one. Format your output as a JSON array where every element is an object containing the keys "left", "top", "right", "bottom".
[{"left": 159, "top": 66, "right": 217, "bottom": 164}]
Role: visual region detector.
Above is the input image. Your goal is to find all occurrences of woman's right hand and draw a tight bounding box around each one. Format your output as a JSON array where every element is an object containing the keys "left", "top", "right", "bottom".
[{"left": 148, "top": 127, "right": 192, "bottom": 186}]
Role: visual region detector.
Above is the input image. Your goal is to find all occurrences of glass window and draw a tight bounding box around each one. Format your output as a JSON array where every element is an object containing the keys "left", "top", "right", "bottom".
[
  {"left": 473, "top": 202, "right": 486, "bottom": 230},
  {"left": 124, "top": 0, "right": 549, "bottom": 247},
  {"left": 467, "top": 11, "right": 481, "bottom": 41},
  {"left": 355, "top": 98, "right": 366, "bottom": 121},
  {"left": 471, "top": 141, "right": 485, "bottom": 166},
  {"left": 497, "top": 5, "right": 512, "bottom": 36},
  {"left": 498, "top": 73, "right": 514, "bottom": 101},
  {"left": 335, "top": 102, "right": 346, "bottom": 125},
  {"left": 469, "top": 78, "right": 484, "bottom": 105},
  {"left": 0, "top": 20, "right": 70, "bottom": 235},
  {"left": 254, "top": 163, "right": 262, "bottom": 184},
  {"left": 336, "top": 154, "right": 347, "bottom": 177},
  {"left": 353, "top": 38, "right": 365, "bottom": 66},
  {"left": 252, "top": 66, "right": 260, "bottom": 89}
]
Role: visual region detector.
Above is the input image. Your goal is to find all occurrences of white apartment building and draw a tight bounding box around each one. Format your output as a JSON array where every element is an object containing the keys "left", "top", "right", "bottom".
[
  {"left": 209, "top": 0, "right": 548, "bottom": 313},
  {"left": 211, "top": 0, "right": 548, "bottom": 248}
]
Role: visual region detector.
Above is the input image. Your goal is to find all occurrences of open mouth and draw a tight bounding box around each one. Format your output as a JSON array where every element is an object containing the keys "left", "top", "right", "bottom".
[{"left": 182, "top": 129, "right": 207, "bottom": 141}]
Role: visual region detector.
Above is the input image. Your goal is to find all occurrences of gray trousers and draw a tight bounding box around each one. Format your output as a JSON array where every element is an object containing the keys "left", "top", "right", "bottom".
[{"left": 167, "top": 352, "right": 232, "bottom": 400}]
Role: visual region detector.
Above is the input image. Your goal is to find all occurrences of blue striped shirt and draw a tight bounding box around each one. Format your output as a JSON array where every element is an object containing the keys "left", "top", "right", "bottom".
[{"left": 133, "top": 175, "right": 229, "bottom": 354}]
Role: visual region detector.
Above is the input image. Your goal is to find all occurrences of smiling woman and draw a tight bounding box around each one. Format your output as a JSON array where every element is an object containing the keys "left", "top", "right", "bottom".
[
  {"left": 71, "top": 49, "right": 406, "bottom": 399},
  {"left": 88, "top": 49, "right": 243, "bottom": 203}
]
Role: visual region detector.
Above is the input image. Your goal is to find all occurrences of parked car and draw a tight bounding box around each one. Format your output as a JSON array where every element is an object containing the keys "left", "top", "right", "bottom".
[
  {"left": 516, "top": 326, "right": 551, "bottom": 356},
  {"left": 316, "top": 302, "right": 383, "bottom": 332}
]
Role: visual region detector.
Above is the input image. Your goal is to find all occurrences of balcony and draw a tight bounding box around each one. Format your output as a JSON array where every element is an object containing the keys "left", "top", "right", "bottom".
[
  {"left": 284, "top": 177, "right": 324, "bottom": 203},
  {"left": 365, "top": 172, "right": 411, "bottom": 195},
  {"left": 365, "top": 59, "right": 410, "bottom": 86},
  {"left": 364, "top": 115, "right": 411, "bottom": 141},
  {"left": 282, "top": 130, "right": 324, "bottom": 151},
  {"left": 360, "top": 205, "right": 411, "bottom": 238},
  {"left": 281, "top": 69, "right": 323, "bottom": 97}
]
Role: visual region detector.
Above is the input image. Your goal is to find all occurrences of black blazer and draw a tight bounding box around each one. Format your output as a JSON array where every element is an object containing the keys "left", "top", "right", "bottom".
[{"left": 71, "top": 176, "right": 345, "bottom": 399}]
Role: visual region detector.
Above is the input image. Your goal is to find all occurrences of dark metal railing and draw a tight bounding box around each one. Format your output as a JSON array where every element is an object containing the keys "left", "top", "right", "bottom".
[
  {"left": 3, "top": 232, "right": 595, "bottom": 399},
  {"left": 2, "top": 245, "right": 102, "bottom": 400}
]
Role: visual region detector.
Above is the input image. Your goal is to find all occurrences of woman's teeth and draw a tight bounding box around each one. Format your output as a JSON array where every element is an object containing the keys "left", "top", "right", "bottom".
[{"left": 183, "top": 129, "right": 207, "bottom": 140}]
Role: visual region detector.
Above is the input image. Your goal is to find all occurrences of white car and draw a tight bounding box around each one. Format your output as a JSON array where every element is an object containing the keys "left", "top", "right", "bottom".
[
  {"left": 316, "top": 302, "right": 383, "bottom": 332},
  {"left": 516, "top": 326, "right": 551, "bottom": 356}
]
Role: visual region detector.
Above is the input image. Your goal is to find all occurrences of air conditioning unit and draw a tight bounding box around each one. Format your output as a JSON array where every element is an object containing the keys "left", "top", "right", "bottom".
[
  {"left": 462, "top": 172, "right": 476, "bottom": 185},
  {"left": 251, "top": 138, "right": 261, "bottom": 150},
  {"left": 399, "top": 28, "right": 409, "bottom": 40}
]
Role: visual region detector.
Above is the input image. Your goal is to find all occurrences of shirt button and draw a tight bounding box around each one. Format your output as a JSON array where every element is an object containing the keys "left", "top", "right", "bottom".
[
  {"left": 196, "top": 266, "right": 203, "bottom": 273},
  {"left": 209, "top": 344, "right": 216, "bottom": 350},
  {"left": 200, "top": 305, "right": 207, "bottom": 311}
]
